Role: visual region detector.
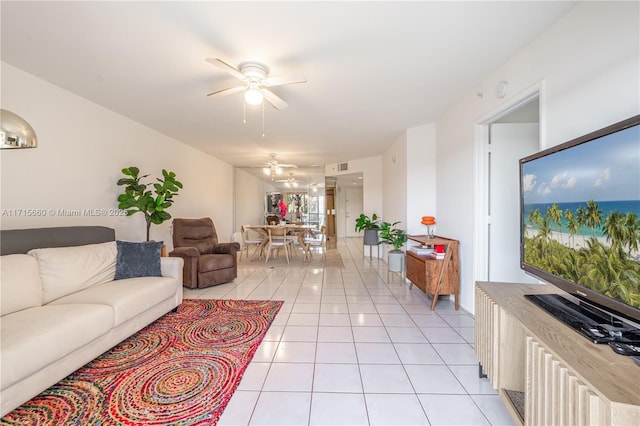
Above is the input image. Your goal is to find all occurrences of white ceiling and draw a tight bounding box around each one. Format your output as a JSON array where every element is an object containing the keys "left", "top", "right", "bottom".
[{"left": 1, "top": 1, "right": 574, "bottom": 171}]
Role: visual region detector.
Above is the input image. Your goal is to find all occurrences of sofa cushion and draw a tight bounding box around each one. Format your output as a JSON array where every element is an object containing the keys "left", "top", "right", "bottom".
[
  {"left": 49, "top": 276, "right": 178, "bottom": 326},
  {"left": 198, "top": 253, "right": 235, "bottom": 272},
  {"left": 0, "top": 255, "right": 42, "bottom": 316},
  {"left": 28, "top": 241, "right": 117, "bottom": 304},
  {"left": 115, "top": 240, "right": 162, "bottom": 280},
  {"left": 0, "top": 304, "right": 114, "bottom": 390}
]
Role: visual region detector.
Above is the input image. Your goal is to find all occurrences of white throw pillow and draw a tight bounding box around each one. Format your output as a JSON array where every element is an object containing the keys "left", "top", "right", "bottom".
[
  {"left": 28, "top": 241, "right": 117, "bottom": 304},
  {"left": 0, "top": 254, "right": 42, "bottom": 316}
]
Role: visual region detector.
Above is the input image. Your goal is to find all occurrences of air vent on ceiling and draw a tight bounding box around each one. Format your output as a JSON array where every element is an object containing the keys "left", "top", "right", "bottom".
[{"left": 338, "top": 162, "right": 349, "bottom": 171}]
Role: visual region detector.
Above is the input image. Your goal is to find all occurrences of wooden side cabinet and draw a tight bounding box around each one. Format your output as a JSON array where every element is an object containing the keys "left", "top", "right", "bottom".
[
  {"left": 475, "top": 281, "right": 640, "bottom": 426},
  {"left": 406, "top": 235, "right": 459, "bottom": 310}
]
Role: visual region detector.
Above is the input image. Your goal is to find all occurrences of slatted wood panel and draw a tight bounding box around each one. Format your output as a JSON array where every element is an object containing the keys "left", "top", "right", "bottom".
[
  {"left": 475, "top": 286, "right": 500, "bottom": 385},
  {"left": 475, "top": 282, "right": 640, "bottom": 426},
  {"left": 526, "top": 336, "right": 609, "bottom": 426}
]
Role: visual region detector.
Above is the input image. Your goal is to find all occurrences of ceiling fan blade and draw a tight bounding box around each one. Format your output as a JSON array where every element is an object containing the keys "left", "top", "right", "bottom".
[
  {"left": 261, "top": 88, "right": 288, "bottom": 110},
  {"left": 207, "top": 85, "right": 245, "bottom": 97},
  {"left": 265, "top": 74, "right": 307, "bottom": 87},
  {"left": 205, "top": 58, "right": 245, "bottom": 81},
  {"left": 278, "top": 164, "right": 298, "bottom": 168}
]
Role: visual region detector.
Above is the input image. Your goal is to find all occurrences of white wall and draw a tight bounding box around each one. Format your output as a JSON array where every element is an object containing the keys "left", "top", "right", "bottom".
[
  {"left": 380, "top": 124, "right": 436, "bottom": 257},
  {"left": 437, "top": 2, "right": 640, "bottom": 313},
  {"left": 382, "top": 131, "right": 408, "bottom": 256},
  {"left": 406, "top": 124, "right": 437, "bottom": 237},
  {"left": 234, "top": 168, "right": 266, "bottom": 236},
  {"left": 0, "top": 63, "right": 235, "bottom": 249},
  {"left": 383, "top": 131, "right": 407, "bottom": 225}
]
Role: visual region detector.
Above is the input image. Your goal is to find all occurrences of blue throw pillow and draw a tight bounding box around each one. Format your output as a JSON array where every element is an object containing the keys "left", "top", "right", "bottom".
[{"left": 115, "top": 240, "right": 163, "bottom": 280}]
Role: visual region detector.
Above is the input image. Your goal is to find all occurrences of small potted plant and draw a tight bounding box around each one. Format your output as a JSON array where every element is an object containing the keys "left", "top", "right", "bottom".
[
  {"left": 378, "top": 221, "right": 408, "bottom": 272},
  {"left": 355, "top": 213, "right": 380, "bottom": 246}
]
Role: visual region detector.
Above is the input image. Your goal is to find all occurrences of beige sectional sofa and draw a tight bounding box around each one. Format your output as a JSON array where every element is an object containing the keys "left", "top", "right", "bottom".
[{"left": 0, "top": 227, "right": 183, "bottom": 416}]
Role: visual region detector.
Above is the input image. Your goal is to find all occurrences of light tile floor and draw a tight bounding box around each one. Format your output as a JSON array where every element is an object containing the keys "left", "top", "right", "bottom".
[{"left": 184, "top": 238, "right": 514, "bottom": 426}]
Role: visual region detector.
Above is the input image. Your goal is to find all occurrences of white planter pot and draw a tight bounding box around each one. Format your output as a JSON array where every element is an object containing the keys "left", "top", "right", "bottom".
[{"left": 387, "top": 250, "right": 405, "bottom": 272}]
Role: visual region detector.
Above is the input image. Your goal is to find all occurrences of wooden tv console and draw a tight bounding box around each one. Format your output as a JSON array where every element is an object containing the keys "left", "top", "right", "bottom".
[{"left": 475, "top": 281, "right": 640, "bottom": 426}]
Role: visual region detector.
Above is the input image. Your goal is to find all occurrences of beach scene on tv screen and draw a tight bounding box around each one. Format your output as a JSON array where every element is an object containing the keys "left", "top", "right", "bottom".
[{"left": 522, "top": 124, "right": 640, "bottom": 309}]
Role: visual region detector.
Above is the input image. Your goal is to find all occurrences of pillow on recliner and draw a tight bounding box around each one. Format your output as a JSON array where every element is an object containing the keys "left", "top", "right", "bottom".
[{"left": 115, "top": 241, "right": 163, "bottom": 280}]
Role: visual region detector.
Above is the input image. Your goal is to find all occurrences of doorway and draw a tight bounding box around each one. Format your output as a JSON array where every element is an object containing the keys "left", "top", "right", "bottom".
[
  {"left": 475, "top": 91, "right": 542, "bottom": 284},
  {"left": 488, "top": 121, "right": 539, "bottom": 282},
  {"left": 345, "top": 187, "right": 363, "bottom": 237},
  {"left": 325, "top": 187, "right": 336, "bottom": 246}
]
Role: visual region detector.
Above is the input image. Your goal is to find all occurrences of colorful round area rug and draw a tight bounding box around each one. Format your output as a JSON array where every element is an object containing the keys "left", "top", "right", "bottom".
[{"left": 1, "top": 299, "right": 283, "bottom": 425}]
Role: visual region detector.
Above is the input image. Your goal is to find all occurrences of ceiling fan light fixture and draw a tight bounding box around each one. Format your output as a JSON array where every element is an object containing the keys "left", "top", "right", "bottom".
[
  {"left": 263, "top": 167, "right": 271, "bottom": 176},
  {"left": 207, "top": 58, "right": 305, "bottom": 111},
  {"left": 244, "top": 86, "right": 263, "bottom": 106},
  {"left": 275, "top": 167, "right": 283, "bottom": 175}
]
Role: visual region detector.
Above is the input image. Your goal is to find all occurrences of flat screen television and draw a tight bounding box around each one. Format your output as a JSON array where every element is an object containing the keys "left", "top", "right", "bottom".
[{"left": 519, "top": 115, "right": 640, "bottom": 333}]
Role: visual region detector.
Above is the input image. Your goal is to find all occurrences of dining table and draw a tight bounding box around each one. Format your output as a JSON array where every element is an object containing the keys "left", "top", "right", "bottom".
[{"left": 245, "top": 223, "right": 316, "bottom": 261}]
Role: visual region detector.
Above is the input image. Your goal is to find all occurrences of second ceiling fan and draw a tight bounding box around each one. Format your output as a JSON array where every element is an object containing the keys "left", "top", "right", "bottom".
[
  {"left": 276, "top": 172, "right": 299, "bottom": 188},
  {"left": 206, "top": 58, "right": 306, "bottom": 110},
  {"left": 256, "top": 153, "right": 297, "bottom": 180}
]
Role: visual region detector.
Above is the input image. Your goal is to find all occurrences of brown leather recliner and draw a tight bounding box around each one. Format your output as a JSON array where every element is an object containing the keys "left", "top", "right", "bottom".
[{"left": 169, "top": 218, "right": 240, "bottom": 288}]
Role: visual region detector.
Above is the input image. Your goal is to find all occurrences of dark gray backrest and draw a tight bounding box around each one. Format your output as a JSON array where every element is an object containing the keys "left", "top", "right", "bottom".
[{"left": 0, "top": 226, "right": 116, "bottom": 255}]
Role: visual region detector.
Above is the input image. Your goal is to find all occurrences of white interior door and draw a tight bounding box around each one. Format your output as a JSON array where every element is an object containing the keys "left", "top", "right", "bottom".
[
  {"left": 345, "top": 187, "right": 363, "bottom": 237},
  {"left": 489, "top": 123, "right": 539, "bottom": 283}
]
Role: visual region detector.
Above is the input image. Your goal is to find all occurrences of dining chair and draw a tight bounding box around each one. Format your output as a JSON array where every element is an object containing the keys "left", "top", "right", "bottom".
[
  {"left": 303, "top": 225, "right": 327, "bottom": 261},
  {"left": 266, "top": 215, "right": 279, "bottom": 225},
  {"left": 265, "top": 226, "right": 293, "bottom": 263},
  {"left": 240, "top": 225, "right": 264, "bottom": 259}
]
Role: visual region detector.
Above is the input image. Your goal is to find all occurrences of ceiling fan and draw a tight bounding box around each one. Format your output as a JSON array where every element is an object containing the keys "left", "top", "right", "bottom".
[
  {"left": 257, "top": 153, "right": 297, "bottom": 180},
  {"left": 276, "top": 172, "right": 298, "bottom": 188},
  {"left": 206, "top": 58, "right": 307, "bottom": 110}
]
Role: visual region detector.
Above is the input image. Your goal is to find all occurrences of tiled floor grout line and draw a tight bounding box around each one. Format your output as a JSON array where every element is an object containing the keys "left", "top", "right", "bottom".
[
  {"left": 210, "top": 237, "right": 513, "bottom": 425},
  {"left": 247, "top": 262, "right": 309, "bottom": 426},
  {"left": 342, "top": 240, "right": 376, "bottom": 426},
  {"left": 346, "top": 238, "right": 436, "bottom": 425},
  {"left": 306, "top": 263, "right": 321, "bottom": 426},
  {"left": 353, "top": 236, "right": 488, "bottom": 425}
]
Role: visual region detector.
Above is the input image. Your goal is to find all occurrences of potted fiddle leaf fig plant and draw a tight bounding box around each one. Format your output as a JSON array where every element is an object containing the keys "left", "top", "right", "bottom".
[
  {"left": 355, "top": 213, "right": 380, "bottom": 246},
  {"left": 378, "top": 221, "right": 408, "bottom": 272},
  {"left": 117, "top": 166, "right": 183, "bottom": 241}
]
